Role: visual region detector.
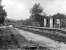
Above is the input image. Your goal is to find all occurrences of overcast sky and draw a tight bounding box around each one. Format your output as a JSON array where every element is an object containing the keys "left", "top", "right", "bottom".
[{"left": 2, "top": 0, "right": 66, "bottom": 20}]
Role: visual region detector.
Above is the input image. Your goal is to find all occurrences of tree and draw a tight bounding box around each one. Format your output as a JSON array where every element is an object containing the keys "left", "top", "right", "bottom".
[
  {"left": 30, "top": 3, "right": 45, "bottom": 27},
  {"left": 0, "top": 0, "right": 7, "bottom": 25},
  {"left": 30, "top": 3, "right": 43, "bottom": 15}
]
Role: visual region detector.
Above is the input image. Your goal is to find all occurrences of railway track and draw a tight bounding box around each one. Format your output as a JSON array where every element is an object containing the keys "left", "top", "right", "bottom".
[{"left": 15, "top": 25, "right": 66, "bottom": 43}]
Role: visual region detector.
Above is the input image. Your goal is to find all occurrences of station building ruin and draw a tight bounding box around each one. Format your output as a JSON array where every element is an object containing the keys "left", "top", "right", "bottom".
[{"left": 44, "top": 13, "right": 66, "bottom": 28}]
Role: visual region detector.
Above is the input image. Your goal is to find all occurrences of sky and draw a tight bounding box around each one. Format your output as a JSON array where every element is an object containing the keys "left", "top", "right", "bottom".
[{"left": 2, "top": 0, "right": 66, "bottom": 20}]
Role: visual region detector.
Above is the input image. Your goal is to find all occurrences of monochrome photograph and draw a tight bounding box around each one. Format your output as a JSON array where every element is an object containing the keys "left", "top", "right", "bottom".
[{"left": 0, "top": 0, "right": 66, "bottom": 50}]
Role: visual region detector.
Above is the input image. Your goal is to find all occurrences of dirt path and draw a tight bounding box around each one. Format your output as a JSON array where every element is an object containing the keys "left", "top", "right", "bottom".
[{"left": 14, "top": 28, "right": 59, "bottom": 48}]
